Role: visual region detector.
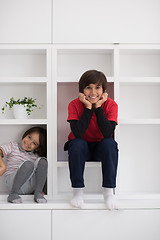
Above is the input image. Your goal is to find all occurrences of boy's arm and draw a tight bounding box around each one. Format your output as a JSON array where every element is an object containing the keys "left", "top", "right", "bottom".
[
  {"left": 69, "top": 108, "right": 93, "bottom": 138},
  {"left": 94, "top": 107, "right": 117, "bottom": 138},
  {"left": 0, "top": 149, "right": 6, "bottom": 176}
]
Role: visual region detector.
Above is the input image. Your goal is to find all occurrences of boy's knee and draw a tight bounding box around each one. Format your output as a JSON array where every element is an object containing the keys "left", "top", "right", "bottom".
[
  {"left": 100, "top": 138, "right": 117, "bottom": 150},
  {"left": 69, "top": 138, "right": 88, "bottom": 150}
]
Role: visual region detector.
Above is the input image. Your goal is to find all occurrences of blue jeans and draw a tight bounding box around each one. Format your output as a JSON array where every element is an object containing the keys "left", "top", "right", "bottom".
[{"left": 68, "top": 138, "right": 118, "bottom": 188}]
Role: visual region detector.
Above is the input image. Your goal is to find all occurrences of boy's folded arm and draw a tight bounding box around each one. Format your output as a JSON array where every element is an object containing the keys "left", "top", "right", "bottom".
[
  {"left": 94, "top": 107, "right": 117, "bottom": 137},
  {"left": 69, "top": 108, "right": 93, "bottom": 138}
]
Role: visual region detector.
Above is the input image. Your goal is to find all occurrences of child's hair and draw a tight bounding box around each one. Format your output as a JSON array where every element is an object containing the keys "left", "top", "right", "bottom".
[
  {"left": 79, "top": 70, "right": 107, "bottom": 93},
  {"left": 22, "top": 127, "right": 47, "bottom": 157}
]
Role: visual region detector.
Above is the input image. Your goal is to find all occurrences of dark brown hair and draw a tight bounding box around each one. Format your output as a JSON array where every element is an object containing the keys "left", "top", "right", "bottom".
[
  {"left": 79, "top": 70, "right": 107, "bottom": 93},
  {"left": 22, "top": 127, "right": 47, "bottom": 157}
]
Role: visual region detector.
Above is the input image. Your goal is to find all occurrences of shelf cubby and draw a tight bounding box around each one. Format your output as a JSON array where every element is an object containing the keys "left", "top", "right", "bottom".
[
  {"left": 119, "top": 49, "right": 160, "bottom": 77},
  {"left": 0, "top": 124, "right": 47, "bottom": 195},
  {"left": 0, "top": 49, "right": 47, "bottom": 77},
  {"left": 119, "top": 83, "right": 160, "bottom": 119},
  {"left": 118, "top": 124, "right": 160, "bottom": 196},
  {"left": 0, "top": 83, "right": 47, "bottom": 119},
  {"left": 56, "top": 48, "right": 114, "bottom": 81}
]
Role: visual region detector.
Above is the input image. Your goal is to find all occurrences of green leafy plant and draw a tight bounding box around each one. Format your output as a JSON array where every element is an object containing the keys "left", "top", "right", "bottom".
[{"left": 2, "top": 97, "right": 38, "bottom": 116}]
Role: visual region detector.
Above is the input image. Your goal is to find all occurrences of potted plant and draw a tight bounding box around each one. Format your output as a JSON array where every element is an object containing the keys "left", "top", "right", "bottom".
[{"left": 2, "top": 97, "right": 38, "bottom": 119}]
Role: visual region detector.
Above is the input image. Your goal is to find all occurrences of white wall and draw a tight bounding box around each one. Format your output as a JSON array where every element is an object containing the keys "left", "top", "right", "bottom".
[
  {"left": 0, "top": 0, "right": 160, "bottom": 44},
  {"left": 0, "top": 0, "right": 51, "bottom": 43},
  {"left": 53, "top": 0, "right": 160, "bottom": 43}
]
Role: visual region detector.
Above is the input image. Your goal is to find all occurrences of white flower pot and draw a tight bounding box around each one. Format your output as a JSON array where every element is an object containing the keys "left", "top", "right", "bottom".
[{"left": 12, "top": 105, "right": 28, "bottom": 119}]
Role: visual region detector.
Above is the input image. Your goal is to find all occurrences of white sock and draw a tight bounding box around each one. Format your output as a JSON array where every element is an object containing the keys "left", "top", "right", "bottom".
[
  {"left": 103, "top": 188, "right": 117, "bottom": 210},
  {"left": 70, "top": 188, "right": 84, "bottom": 208}
]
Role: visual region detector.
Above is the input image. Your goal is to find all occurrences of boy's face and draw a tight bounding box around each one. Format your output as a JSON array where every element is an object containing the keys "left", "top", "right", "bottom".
[
  {"left": 21, "top": 132, "right": 40, "bottom": 152},
  {"left": 83, "top": 83, "right": 103, "bottom": 104}
]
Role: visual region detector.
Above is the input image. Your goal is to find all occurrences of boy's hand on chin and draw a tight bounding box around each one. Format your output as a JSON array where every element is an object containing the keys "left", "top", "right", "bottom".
[
  {"left": 79, "top": 93, "right": 92, "bottom": 109},
  {"left": 95, "top": 92, "right": 108, "bottom": 108}
]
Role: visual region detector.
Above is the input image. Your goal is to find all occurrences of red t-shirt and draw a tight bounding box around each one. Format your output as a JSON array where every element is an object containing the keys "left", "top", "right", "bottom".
[{"left": 67, "top": 97, "right": 118, "bottom": 142}]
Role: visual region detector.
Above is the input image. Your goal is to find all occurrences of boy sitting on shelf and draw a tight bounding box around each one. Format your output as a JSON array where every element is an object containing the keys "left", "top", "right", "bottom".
[{"left": 64, "top": 70, "right": 119, "bottom": 209}]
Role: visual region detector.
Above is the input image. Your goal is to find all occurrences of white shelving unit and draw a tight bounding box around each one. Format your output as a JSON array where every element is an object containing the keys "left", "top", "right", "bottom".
[
  {"left": 0, "top": 44, "right": 160, "bottom": 206},
  {"left": 1, "top": 2, "right": 160, "bottom": 240},
  {"left": 118, "top": 45, "right": 160, "bottom": 200},
  {"left": 54, "top": 44, "right": 160, "bottom": 203},
  {"left": 0, "top": 45, "right": 53, "bottom": 198},
  {"left": 54, "top": 44, "right": 118, "bottom": 199}
]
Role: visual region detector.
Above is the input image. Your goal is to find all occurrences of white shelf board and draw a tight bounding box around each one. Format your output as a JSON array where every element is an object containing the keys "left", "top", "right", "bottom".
[
  {"left": 57, "top": 76, "right": 115, "bottom": 83},
  {"left": 0, "top": 77, "right": 47, "bottom": 83},
  {"left": 54, "top": 44, "right": 115, "bottom": 50},
  {"left": 0, "top": 119, "right": 47, "bottom": 125},
  {"left": 57, "top": 77, "right": 78, "bottom": 82},
  {"left": 57, "top": 161, "right": 101, "bottom": 168},
  {"left": 0, "top": 199, "right": 159, "bottom": 210},
  {"left": 118, "top": 44, "right": 160, "bottom": 50},
  {"left": 117, "top": 193, "right": 160, "bottom": 200},
  {"left": 119, "top": 77, "right": 160, "bottom": 84},
  {"left": 119, "top": 118, "right": 160, "bottom": 125},
  {"left": 0, "top": 45, "right": 50, "bottom": 50}
]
